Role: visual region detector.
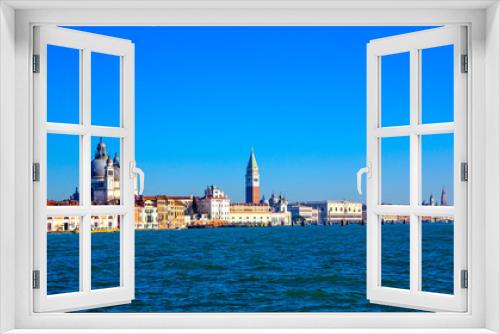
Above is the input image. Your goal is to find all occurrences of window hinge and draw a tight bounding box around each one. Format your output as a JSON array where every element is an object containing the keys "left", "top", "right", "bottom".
[
  {"left": 32, "top": 270, "right": 40, "bottom": 289},
  {"left": 32, "top": 54, "right": 40, "bottom": 73},
  {"left": 461, "top": 269, "right": 468, "bottom": 289},
  {"left": 461, "top": 54, "right": 468, "bottom": 73},
  {"left": 461, "top": 162, "right": 468, "bottom": 182},
  {"left": 33, "top": 163, "right": 40, "bottom": 182}
]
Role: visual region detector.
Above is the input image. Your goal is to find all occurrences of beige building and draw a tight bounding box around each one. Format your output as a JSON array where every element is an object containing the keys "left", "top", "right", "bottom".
[
  {"left": 47, "top": 214, "right": 120, "bottom": 232},
  {"left": 91, "top": 215, "right": 121, "bottom": 231},
  {"left": 288, "top": 204, "right": 319, "bottom": 224},
  {"left": 47, "top": 216, "right": 80, "bottom": 232},
  {"left": 381, "top": 215, "right": 410, "bottom": 224},
  {"left": 229, "top": 203, "right": 292, "bottom": 226},
  {"left": 135, "top": 197, "right": 159, "bottom": 230},
  {"left": 156, "top": 196, "right": 187, "bottom": 229},
  {"left": 302, "top": 200, "right": 363, "bottom": 224}
]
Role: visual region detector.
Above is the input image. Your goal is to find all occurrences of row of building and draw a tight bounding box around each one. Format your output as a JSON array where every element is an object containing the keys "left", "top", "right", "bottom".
[
  {"left": 134, "top": 185, "right": 293, "bottom": 230},
  {"left": 47, "top": 142, "right": 365, "bottom": 232},
  {"left": 47, "top": 215, "right": 121, "bottom": 233},
  {"left": 48, "top": 190, "right": 365, "bottom": 232},
  {"left": 288, "top": 201, "right": 364, "bottom": 225}
]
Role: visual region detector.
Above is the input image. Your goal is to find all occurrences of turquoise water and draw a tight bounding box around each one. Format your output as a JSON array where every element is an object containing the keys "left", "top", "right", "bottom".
[{"left": 47, "top": 224, "right": 453, "bottom": 312}]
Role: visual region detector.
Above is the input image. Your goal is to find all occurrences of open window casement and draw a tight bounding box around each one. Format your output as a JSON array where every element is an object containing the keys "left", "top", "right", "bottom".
[
  {"left": 33, "top": 26, "right": 140, "bottom": 312},
  {"left": 363, "top": 26, "right": 468, "bottom": 312}
]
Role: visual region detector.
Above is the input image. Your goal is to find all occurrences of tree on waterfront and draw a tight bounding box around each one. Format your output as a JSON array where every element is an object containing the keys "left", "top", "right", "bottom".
[{"left": 192, "top": 196, "right": 199, "bottom": 215}]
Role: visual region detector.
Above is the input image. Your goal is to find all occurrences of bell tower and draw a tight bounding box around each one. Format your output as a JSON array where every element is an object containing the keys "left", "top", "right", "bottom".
[{"left": 245, "top": 148, "right": 260, "bottom": 204}]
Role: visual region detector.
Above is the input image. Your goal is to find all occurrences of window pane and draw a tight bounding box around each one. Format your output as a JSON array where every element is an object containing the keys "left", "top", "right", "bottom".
[
  {"left": 421, "top": 45, "right": 454, "bottom": 124},
  {"left": 381, "top": 52, "right": 410, "bottom": 127},
  {"left": 421, "top": 134, "right": 454, "bottom": 206},
  {"left": 47, "top": 216, "right": 80, "bottom": 295},
  {"left": 91, "top": 52, "right": 121, "bottom": 127},
  {"left": 47, "top": 45, "right": 80, "bottom": 124},
  {"left": 91, "top": 137, "right": 121, "bottom": 205},
  {"left": 381, "top": 215, "right": 410, "bottom": 289},
  {"left": 47, "top": 134, "right": 80, "bottom": 206},
  {"left": 91, "top": 215, "right": 121, "bottom": 289},
  {"left": 421, "top": 216, "right": 454, "bottom": 294},
  {"left": 381, "top": 136, "right": 410, "bottom": 205}
]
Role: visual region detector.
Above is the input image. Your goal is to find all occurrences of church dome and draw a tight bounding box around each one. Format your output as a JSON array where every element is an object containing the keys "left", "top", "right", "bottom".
[
  {"left": 94, "top": 138, "right": 108, "bottom": 159},
  {"left": 92, "top": 138, "right": 109, "bottom": 180}
]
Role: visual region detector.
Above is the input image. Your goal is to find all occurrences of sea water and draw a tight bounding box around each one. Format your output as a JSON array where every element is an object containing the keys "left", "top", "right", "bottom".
[{"left": 47, "top": 224, "right": 453, "bottom": 312}]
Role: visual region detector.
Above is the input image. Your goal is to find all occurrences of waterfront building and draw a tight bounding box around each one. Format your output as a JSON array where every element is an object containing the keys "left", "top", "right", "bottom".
[
  {"left": 288, "top": 204, "right": 319, "bottom": 225},
  {"left": 245, "top": 149, "right": 260, "bottom": 204},
  {"left": 187, "top": 214, "right": 213, "bottom": 228},
  {"left": 300, "top": 200, "right": 363, "bottom": 224},
  {"left": 229, "top": 203, "right": 291, "bottom": 226},
  {"left": 230, "top": 203, "right": 271, "bottom": 213},
  {"left": 167, "top": 196, "right": 194, "bottom": 213},
  {"left": 47, "top": 199, "right": 79, "bottom": 206},
  {"left": 91, "top": 214, "right": 120, "bottom": 231},
  {"left": 197, "top": 185, "right": 230, "bottom": 222},
  {"left": 47, "top": 214, "right": 120, "bottom": 232},
  {"left": 268, "top": 193, "right": 288, "bottom": 213},
  {"left": 156, "top": 196, "right": 187, "bottom": 229},
  {"left": 381, "top": 215, "right": 409, "bottom": 224},
  {"left": 91, "top": 138, "right": 121, "bottom": 205},
  {"left": 134, "top": 196, "right": 159, "bottom": 229},
  {"left": 421, "top": 216, "right": 454, "bottom": 223},
  {"left": 47, "top": 215, "right": 80, "bottom": 232}
]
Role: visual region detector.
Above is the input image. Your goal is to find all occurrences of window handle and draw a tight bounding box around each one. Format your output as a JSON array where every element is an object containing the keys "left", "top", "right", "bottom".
[
  {"left": 130, "top": 161, "right": 145, "bottom": 195},
  {"left": 356, "top": 163, "right": 371, "bottom": 195}
]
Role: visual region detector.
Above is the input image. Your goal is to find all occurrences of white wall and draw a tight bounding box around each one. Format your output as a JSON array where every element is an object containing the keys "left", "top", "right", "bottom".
[
  {"left": 485, "top": 2, "right": 500, "bottom": 332},
  {"left": 4, "top": 3, "right": 497, "bottom": 331},
  {"left": 0, "top": 2, "right": 16, "bottom": 333}
]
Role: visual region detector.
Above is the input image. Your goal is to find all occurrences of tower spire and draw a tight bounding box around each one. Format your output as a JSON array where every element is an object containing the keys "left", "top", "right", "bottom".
[
  {"left": 441, "top": 187, "right": 447, "bottom": 206},
  {"left": 245, "top": 148, "right": 260, "bottom": 204},
  {"left": 247, "top": 148, "right": 258, "bottom": 170}
]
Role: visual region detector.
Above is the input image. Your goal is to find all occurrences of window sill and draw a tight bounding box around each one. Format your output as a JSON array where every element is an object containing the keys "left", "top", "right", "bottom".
[{"left": 3, "top": 329, "right": 497, "bottom": 334}]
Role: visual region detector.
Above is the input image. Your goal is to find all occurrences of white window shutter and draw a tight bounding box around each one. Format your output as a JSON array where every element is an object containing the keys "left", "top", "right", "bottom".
[
  {"left": 33, "top": 26, "right": 135, "bottom": 312},
  {"left": 365, "top": 26, "right": 468, "bottom": 312}
]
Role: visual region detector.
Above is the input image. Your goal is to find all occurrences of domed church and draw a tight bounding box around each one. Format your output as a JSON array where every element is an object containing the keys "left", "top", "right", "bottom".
[{"left": 91, "top": 138, "right": 120, "bottom": 205}]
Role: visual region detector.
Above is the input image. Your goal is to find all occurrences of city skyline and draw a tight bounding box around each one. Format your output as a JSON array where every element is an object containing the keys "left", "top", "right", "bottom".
[
  {"left": 49, "top": 139, "right": 450, "bottom": 208},
  {"left": 47, "top": 26, "right": 453, "bottom": 203}
]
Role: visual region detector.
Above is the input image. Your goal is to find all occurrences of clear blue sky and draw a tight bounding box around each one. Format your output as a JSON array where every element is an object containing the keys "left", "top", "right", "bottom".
[{"left": 47, "top": 26, "right": 454, "bottom": 204}]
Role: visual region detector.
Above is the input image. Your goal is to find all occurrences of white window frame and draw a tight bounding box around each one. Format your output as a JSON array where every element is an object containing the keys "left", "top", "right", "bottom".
[
  {"left": 366, "top": 26, "right": 468, "bottom": 312},
  {"left": 32, "top": 26, "right": 136, "bottom": 312},
  {"left": 0, "top": 1, "right": 499, "bottom": 333}
]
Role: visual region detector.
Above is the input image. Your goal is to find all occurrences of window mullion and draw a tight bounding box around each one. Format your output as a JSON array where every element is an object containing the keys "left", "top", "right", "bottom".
[
  {"left": 80, "top": 214, "right": 91, "bottom": 293},
  {"left": 409, "top": 48, "right": 421, "bottom": 293},
  {"left": 81, "top": 48, "right": 92, "bottom": 293},
  {"left": 121, "top": 47, "right": 135, "bottom": 295},
  {"left": 81, "top": 48, "right": 91, "bottom": 208}
]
